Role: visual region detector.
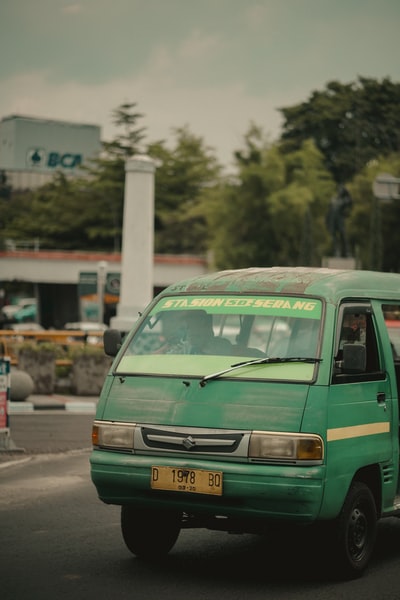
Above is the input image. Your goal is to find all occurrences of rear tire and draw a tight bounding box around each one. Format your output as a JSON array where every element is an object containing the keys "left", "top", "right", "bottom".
[
  {"left": 329, "top": 481, "right": 377, "bottom": 579},
  {"left": 121, "top": 506, "right": 182, "bottom": 559}
]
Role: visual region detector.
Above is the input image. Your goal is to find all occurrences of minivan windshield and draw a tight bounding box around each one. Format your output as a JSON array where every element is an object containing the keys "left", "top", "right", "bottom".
[{"left": 115, "top": 294, "right": 323, "bottom": 381}]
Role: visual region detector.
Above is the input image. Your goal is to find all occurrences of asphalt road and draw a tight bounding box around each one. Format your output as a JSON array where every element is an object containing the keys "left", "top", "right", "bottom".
[
  {"left": 1, "top": 450, "right": 400, "bottom": 599},
  {"left": 1, "top": 414, "right": 400, "bottom": 598},
  {"left": 0, "top": 412, "right": 94, "bottom": 465}
]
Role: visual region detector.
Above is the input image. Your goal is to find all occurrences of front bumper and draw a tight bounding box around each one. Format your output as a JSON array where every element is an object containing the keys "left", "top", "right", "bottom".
[{"left": 90, "top": 449, "right": 325, "bottom": 524}]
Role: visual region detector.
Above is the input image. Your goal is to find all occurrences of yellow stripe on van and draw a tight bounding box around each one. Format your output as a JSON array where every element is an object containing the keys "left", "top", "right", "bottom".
[{"left": 327, "top": 422, "right": 390, "bottom": 442}]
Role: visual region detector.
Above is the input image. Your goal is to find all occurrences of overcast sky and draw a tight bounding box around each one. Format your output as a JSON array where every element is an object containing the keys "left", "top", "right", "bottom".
[{"left": 1, "top": 0, "right": 399, "bottom": 170}]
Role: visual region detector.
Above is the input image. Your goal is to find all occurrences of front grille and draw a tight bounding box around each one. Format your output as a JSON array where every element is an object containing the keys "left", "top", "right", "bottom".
[{"left": 141, "top": 426, "right": 244, "bottom": 454}]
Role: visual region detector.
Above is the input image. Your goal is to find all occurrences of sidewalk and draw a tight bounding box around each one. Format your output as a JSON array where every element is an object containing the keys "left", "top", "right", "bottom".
[
  {"left": 7, "top": 393, "right": 99, "bottom": 414},
  {"left": 1, "top": 394, "right": 98, "bottom": 466}
]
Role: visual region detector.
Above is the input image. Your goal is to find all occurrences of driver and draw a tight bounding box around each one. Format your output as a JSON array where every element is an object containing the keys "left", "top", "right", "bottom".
[{"left": 184, "top": 310, "right": 232, "bottom": 355}]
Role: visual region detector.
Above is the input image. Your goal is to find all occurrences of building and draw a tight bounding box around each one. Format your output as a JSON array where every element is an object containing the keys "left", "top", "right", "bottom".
[
  {"left": 0, "top": 115, "right": 101, "bottom": 190},
  {"left": 0, "top": 249, "right": 208, "bottom": 328},
  {"left": 0, "top": 116, "right": 209, "bottom": 330}
]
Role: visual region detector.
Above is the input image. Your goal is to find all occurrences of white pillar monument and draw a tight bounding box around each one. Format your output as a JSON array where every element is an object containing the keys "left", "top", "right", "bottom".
[{"left": 110, "top": 155, "right": 156, "bottom": 332}]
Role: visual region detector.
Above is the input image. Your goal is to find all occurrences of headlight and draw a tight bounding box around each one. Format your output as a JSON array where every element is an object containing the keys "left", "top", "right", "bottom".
[
  {"left": 92, "top": 421, "right": 136, "bottom": 450},
  {"left": 249, "top": 431, "right": 323, "bottom": 462}
]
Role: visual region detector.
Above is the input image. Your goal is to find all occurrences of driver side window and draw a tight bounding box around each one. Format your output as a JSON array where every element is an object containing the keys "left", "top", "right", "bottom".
[{"left": 333, "top": 306, "right": 382, "bottom": 382}]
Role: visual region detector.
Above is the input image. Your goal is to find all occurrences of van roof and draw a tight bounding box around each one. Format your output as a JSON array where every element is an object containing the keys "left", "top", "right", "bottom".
[{"left": 164, "top": 267, "right": 400, "bottom": 303}]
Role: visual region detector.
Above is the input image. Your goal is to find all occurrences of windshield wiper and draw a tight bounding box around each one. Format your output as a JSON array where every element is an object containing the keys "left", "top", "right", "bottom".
[
  {"left": 231, "top": 357, "right": 322, "bottom": 367},
  {"left": 199, "top": 356, "right": 322, "bottom": 386}
]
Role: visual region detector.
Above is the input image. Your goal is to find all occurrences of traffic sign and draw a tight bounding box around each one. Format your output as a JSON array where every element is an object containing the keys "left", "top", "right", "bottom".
[{"left": 373, "top": 173, "right": 400, "bottom": 201}]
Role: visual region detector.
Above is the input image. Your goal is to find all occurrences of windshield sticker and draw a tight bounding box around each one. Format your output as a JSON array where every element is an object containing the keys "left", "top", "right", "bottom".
[{"left": 152, "top": 296, "right": 321, "bottom": 318}]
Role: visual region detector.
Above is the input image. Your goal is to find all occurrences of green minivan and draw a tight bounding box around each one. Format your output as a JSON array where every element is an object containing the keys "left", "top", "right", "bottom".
[{"left": 90, "top": 267, "right": 400, "bottom": 578}]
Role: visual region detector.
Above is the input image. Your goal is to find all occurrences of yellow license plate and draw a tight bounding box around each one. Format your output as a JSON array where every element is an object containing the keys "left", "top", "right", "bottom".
[{"left": 151, "top": 466, "right": 223, "bottom": 496}]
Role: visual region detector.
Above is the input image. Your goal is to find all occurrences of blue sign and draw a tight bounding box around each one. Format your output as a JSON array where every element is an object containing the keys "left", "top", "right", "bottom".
[
  {"left": 47, "top": 152, "right": 82, "bottom": 169},
  {"left": 26, "top": 148, "right": 83, "bottom": 170}
]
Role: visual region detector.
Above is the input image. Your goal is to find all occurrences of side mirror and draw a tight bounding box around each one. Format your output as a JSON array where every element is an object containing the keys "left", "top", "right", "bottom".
[
  {"left": 342, "top": 343, "right": 366, "bottom": 373},
  {"left": 103, "top": 329, "right": 122, "bottom": 357}
]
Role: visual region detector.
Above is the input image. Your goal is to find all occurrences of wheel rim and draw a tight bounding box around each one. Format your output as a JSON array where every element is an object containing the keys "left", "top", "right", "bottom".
[{"left": 348, "top": 506, "right": 368, "bottom": 561}]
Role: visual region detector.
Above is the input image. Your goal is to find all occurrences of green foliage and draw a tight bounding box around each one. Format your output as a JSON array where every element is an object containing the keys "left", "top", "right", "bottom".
[
  {"left": 1, "top": 172, "right": 124, "bottom": 251},
  {"left": 0, "top": 170, "right": 11, "bottom": 199},
  {"left": 1, "top": 105, "right": 220, "bottom": 255},
  {"left": 16, "top": 340, "right": 63, "bottom": 357},
  {"left": 67, "top": 344, "right": 106, "bottom": 359},
  {"left": 101, "top": 102, "right": 147, "bottom": 158},
  {"left": 206, "top": 127, "right": 335, "bottom": 269},
  {"left": 279, "top": 77, "right": 400, "bottom": 183},
  {"left": 55, "top": 363, "right": 71, "bottom": 378},
  {"left": 1, "top": 101, "right": 146, "bottom": 251},
  {"left": 148, "top": 125, "right": 222, "bottom": 254},
  {"left": 3, "top": 81, "right": 400, "bottom": 273},
  {"left": 346, "top": 153, "right": 400, "bottom": 271}
]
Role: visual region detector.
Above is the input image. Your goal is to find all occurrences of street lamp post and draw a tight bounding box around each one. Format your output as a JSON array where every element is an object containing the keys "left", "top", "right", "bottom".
[{"left": 97, "top": 260, "right": 108, "bottom": 324}]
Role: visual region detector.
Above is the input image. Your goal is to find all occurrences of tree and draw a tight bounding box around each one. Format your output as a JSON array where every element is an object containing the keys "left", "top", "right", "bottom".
[
  {"left": 206, "top": 125, "right": 335, "bottom": 269},
  {"left": 1, "top": 173, "right": 111, "bottom": 250},
  {"left": 267, "top": 144, "right": 334, "bottom": 267},
  {"left": 279, "top": 77, "right": 400, "bottom": 184},
  {"left": 1, "top": 105, "right": 222, "bottom": 255},
  {"left": 148, "top": 126, "right": 222, "bottom": 254},
  {"left": 0, "top": 171, "right": 11, "bottom": 199},
  {"left": 1, "top": 102, "right": 148, "bottom": 251},
  {"left": 346, "top": 154, "right": 400, "bottom": 271},
  {"left": 77, "top": 101, "right": 148, "bottom": 251},
  {"left": 101, "top": 102, "right": 147, "bottom": 159},
  {"left": 206, "top": 125, "right": 287, "bottom": 268},
  {"left": 5, "top": 86, "right": 400, "bottom": 270}
]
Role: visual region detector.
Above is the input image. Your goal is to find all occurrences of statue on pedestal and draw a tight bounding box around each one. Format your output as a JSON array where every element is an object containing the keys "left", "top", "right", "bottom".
[{"left": 326, "top": 185, "right": 353, "bottom": 257}]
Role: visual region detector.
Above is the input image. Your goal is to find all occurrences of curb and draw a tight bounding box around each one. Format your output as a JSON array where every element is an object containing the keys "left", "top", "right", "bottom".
[
  {"left": 0, "top": 455, "right": 32, "bottom": 469},
  {"left": 7, "top": 400, "right": 97, "bottom": 414},
  {"left": 66, "top": 402, "right": 97, "bottom": 413}
]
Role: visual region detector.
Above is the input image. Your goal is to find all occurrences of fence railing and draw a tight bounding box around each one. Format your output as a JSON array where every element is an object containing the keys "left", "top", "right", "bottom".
[{"left": 0, "top": 329, "right": 104, "bottom": 366}]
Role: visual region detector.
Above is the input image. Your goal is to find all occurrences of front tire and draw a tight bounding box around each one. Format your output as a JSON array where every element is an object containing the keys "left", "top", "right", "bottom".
[
  {"left": 121, "top": 506, "right": 182, "bottom": 559},
  {"left": 330, "top": 481, "right": 377, "bottom": 579}
]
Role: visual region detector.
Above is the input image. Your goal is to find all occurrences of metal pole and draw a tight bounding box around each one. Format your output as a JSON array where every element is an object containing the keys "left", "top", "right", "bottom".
[
  {"left": 0, "top": 357, "right": 12, "bottom": 450},
  {"left": 97, "top": 261, "right": 107, "bottom": 324}
]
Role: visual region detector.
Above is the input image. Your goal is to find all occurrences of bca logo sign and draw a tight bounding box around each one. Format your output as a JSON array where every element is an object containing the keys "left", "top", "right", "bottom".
[{"left": 26, "top": 148, "right": 82, "bottom": 169}]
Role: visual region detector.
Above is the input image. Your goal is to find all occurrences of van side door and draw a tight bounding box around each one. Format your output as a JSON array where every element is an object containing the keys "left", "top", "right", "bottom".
[{"left": 328, "top": 303, "right": 393, "bottom": 473}]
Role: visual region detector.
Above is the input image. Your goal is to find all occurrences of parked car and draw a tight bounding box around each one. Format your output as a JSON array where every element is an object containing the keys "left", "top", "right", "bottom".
[
  {"left": 2, "top": 298, "right": 37, "bottom": 321},
  {"left": 12, "top": 304, "right": 37, "bottom": 323}
]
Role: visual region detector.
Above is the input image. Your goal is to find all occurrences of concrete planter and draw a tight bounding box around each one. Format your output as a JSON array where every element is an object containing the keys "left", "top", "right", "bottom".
[
  {"left": 71, "top": 353, "right": 112, "bottom": 396},
  {"left": 18, "top": 346, "right": 56, "bottom": 394}
]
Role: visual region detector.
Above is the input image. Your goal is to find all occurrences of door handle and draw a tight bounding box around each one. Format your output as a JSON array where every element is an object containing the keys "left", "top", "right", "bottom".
[{"left": 377, "top": 392, "right": 386, "bottom": 405}]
